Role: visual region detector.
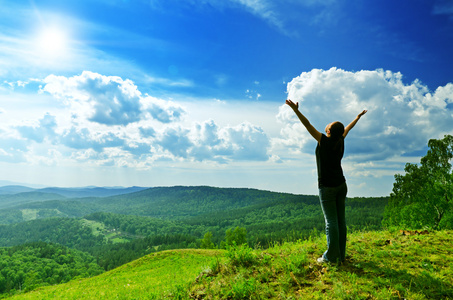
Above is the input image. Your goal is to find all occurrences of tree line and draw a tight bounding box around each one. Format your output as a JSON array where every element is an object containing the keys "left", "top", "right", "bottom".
[
  {"left": 383, "top": 135, "right": 453, "bottom": 230},
  {"left": 0, "top": 242, "right": 103, "bottom": 296}
]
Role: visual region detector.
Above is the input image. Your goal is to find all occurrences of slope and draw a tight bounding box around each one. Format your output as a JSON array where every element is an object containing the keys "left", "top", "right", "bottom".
[
  {"left": 8, "top": 230, "right": 453, "bottom": 299},
  {"left": 8, "top": 249, "right": 223, "bottom": 300}
]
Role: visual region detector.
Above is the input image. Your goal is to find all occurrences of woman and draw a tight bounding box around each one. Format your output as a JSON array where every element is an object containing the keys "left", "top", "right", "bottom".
[{"left": 285, "top": 99, "right": 367, "bottom": 263}]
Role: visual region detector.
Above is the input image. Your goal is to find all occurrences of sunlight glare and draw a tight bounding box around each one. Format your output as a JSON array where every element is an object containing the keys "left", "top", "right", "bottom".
[{"left": 37, "top": 27, "right": 67, "bottom": 56}]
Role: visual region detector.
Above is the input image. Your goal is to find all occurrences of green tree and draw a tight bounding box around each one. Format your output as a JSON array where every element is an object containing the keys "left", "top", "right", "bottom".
[
  {"left": 224, "top": 226, "right": 247, "bottom": 247},
  {"left": 0, "top": 274, "right": 6, "bottom": 293},
  {"left": 200, "top": 232, "right": 215, "bottom": 249},
  {"left": 383, "top": 135, "right": 453, "bottom": 230}
]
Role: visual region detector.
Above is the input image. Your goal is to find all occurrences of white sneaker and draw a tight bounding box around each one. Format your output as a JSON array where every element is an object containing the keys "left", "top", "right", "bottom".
[{"left": 317, "top": 257, "right": 328, "bottom": 263}]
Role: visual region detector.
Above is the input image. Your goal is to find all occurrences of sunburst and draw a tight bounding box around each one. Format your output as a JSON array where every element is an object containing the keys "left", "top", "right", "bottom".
[{"left": 37, "top": 27, "right": 67, "bottom": 56}]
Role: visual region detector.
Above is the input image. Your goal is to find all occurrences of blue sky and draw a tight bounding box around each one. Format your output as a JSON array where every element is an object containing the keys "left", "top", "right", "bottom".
[{"left": 0, "top": 0, "right": 452, "bottom": 196}]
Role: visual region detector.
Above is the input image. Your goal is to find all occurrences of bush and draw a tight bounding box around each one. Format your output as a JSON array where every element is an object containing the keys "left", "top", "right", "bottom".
[
  {"left": 226, "top": 244, "right": 257, "bottom": 268},
  {"left": 225, "top": 276, "right": 257, "bottom": 300}
]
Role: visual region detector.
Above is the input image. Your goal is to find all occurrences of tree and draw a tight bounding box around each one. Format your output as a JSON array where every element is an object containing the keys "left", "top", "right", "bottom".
[
  {"left": 224, "top": 226, "right": 247, "bottom": 247},
  {"left": 383, "top": 135, "right": 453, "bottom": 230},
  {"left": 199, "top": 232, "right": 215, "bottom": 249}
]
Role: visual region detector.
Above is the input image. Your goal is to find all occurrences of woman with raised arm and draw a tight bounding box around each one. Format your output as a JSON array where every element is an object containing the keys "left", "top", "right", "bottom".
[{"left": 285, "top": 99, "right": 367, "bottom": 264}]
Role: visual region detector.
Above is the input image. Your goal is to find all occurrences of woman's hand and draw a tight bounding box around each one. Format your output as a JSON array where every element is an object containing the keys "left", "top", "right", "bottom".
[
  {"left": 285, "top": 99, "right": 321, "bottom": 142},
  {"left": 344, "top": 109, "right": 368, "bottom": 138},
  {"left": 285, "top": 99, "right": 299, "bottom": 110},
  {"left": 358, "top": 110, "right": 367, "bottom": 118}
]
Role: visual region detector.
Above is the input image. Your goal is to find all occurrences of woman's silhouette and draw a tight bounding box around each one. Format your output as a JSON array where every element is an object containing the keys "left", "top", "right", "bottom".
[{"left": 286, "top": 99, "right": 367, "bottom": 263}]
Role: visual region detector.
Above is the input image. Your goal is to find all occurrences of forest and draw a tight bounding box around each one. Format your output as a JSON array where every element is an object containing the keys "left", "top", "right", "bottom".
[
  {"left": 0, "top": 242, "right": 103, "bottom": 295},
  {"left": 0, "top": 185, "right": 388, "bottom": 297}
]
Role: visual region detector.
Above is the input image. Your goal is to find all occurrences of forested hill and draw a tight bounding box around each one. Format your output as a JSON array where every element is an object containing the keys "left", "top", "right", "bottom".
[
  {"left": 91, "top": 186, "right": 311, "bottom": 218},
  {"left": 0, "top": 186, "right": 388, "bottom": 255},
  {"left": 0, "top": 185, "right": 387, "bottom": 222},
  {"left": 0, "top": 186, "right": 389, "bottom": 296}
]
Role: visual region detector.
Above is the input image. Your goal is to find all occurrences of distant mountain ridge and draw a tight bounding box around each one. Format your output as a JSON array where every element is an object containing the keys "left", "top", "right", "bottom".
[
  {"left": 0, "top": 191, "right": 65, "bottom": 209},
  {"left": 0, "top": 185, "right": 149, "bottom": 213},
  {"left": 37, "top": 186, "right": 148, "bottom": 198},
  {"left": 0, "top": 185, "right": 36, "bottom": 194},
  {"left": 0, "top": 185, "right": 148, "bottom": 198}
]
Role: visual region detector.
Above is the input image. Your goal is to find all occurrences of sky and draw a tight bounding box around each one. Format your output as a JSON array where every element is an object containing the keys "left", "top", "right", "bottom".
[{"left": 0, "top": 0, "right": 452, "bottom": 196}]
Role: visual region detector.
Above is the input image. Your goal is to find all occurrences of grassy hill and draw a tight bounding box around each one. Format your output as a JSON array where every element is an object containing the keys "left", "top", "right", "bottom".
[
  {"left": 8, "top": 230, "right": 453, "bottom": 299},
  {"left": 0, "top": 186, "right": 388, "bottom": 272},
  {"left": 7, "top": 249, "right": 222, "bottom": 300}
]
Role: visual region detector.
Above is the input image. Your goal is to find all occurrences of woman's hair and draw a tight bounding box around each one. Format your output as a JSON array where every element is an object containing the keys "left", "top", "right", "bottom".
[
  {"left": 330, "top": 122, "right": 344, "bottom": 139},
  {"left": 330, "top": 122, "right": 345, "bottom": 153}
]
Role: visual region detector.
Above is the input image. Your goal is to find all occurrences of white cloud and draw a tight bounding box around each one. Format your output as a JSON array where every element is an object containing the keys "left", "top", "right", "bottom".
[
  {"left": 226, "top": 0, "right": 337, "bottom": 35},
  {"left": 141, "top": 95, "right": 185, "bottom": 124},
  {"left": 42, "top": 72, "right": 141, "bottom": 125},
  {"left": 188, "top": 120, "right": 271, "bottom": 162},
  {"left": 59, "top": 126, "right": 126, "bottom": 152},
  {"left": 189, "top": 120, "right": 223, "bottom": 162},
  {"left": 139, "top": 126, "right": 156, "bottom": 138},
  {"left": 16, "top": 113, "right": 57, "bottom": 143},
  {"left": 41, "top": 71, "right": 185, "bottom": 126},
  {"left": 222, "top": 122, "right": 270, "bottom": 161},
  {"left": 155, "top": 120, "right": 271, "bottom": 163},
  {"left": 144, "top": 76, "right": 194, "bottom": 88},
  {"left": 4, "top": 65, "right": 451, "bottom": 196},
  {"left": 232, "top": 0, "right": 285, "bottom": 32},
  {"left": 277, "top": 68, "right": 453, "bottom": 162},
  {"left": 0, "top": 134, "right": 28, "bottom": 163},
  {"left": 193, "top": 120, "right": 221, "bottom": 147},
  {"left": 157, "top": 126, "right": 193, "bottom": 159},
  {"left": 1, "top": 71, "right": 272, "bottom": 168}
]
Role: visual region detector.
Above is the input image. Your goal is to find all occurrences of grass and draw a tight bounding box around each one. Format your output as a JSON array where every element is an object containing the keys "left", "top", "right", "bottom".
[
  {"left": 9, "top": 249, "right": 223, "bottom": 300},
  {"left": 20, "top": 209, "right": 38, "bottom": 221},
  {"left": 7, "top": 230, "right": 453, "bottom": 299},
  {"left": 80, "top": 219, "right": 106, "bottom": 236},
  {"left": 190, "top": 230, "right": 453, "bottom": 299},
  {"left": 81, "top": 218, "right": 132, "bottom": 243}
]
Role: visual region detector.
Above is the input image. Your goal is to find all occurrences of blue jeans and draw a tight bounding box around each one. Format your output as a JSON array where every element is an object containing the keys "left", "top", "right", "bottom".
[{"left": 319, "top": 182, "right": 347, "bottom": 263}]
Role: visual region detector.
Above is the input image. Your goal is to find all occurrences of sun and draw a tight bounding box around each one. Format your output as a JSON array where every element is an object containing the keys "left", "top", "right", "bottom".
[{"left": 37, "top": 27, "right": 67, "bottom": 56}]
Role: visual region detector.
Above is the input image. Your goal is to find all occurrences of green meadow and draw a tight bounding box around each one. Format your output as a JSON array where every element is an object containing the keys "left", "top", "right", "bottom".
[
  {"left": 8, "top": 230, "right": 453, "bottom": 299},
  {"left": 9, "top": 249, "right": 223, "bottom": 300}
]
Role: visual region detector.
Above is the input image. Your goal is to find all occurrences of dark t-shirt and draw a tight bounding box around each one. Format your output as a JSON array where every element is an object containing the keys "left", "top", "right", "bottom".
[{"left": 315, "top": 134, "right": 345, "bottom": 188}]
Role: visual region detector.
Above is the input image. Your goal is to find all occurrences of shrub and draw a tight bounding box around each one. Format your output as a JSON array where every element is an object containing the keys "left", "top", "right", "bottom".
[{"left": 226, "top": 244, "right": 258, "bottom": 268}]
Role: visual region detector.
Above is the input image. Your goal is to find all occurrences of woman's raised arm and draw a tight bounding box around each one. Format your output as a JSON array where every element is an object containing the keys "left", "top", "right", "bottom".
[
  {"left": 286, "top": 99, "right": 322, "bottom": 143},
  {"left": 343, "top": 110, "right": 367, "bottom": 138}
]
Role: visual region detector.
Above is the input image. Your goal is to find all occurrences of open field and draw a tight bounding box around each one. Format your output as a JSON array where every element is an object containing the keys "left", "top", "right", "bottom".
[{"left": 8, "top": 230, "right": 453, "bottom": 299}]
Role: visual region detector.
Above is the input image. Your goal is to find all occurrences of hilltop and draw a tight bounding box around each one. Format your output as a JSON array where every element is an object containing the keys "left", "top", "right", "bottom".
[{"left": 8, "top": 230, "right": 453, "bottom": 299}]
